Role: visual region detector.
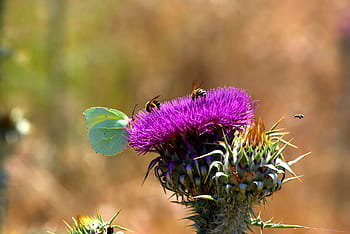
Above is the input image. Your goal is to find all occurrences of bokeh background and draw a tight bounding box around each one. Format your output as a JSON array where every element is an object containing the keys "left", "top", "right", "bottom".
[{"left": 1, "top": 0, "right": 350, "bottom": 233}]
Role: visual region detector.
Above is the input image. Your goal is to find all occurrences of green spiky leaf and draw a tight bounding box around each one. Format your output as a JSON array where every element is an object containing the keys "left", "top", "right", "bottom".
[
  {"left": 288, "top": 152, "right": 311, "bottom": 166},
  {"left": 194, "top": 149, "right": 225, "bottom": 160},
  {"left": 251, "top": 217, "right": 303, "bottom": 229},
  {"left": 264, "top": 164, "right": 285, "bottom": 174},
  {"left": 275, "top": 158, "right": 297, "bottom": 177}
]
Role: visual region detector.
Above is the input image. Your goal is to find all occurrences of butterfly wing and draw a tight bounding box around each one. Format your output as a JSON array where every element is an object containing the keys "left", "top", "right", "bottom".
[{"left": 84, "top": 107, "right": 129, "bottom": 156}]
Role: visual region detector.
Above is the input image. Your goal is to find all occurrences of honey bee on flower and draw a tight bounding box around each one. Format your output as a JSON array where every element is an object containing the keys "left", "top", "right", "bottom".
[
  {"left": 191, "top": 80, "right": 207, "bottom": 100},
  {"left": 145, "top": 95, "right": 161, "bottom": 112}
]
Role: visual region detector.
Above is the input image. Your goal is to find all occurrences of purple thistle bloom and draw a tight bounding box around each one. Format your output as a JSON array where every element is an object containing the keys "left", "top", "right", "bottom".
[
  {"left": 127, "top": 87, "right": 256, "bottom": 153},
  {"left": 83, "top": 84, "right": 304, "bottom": 233},
  {"left": 123, "top": 87, "right": 300, "bottom": 233}
]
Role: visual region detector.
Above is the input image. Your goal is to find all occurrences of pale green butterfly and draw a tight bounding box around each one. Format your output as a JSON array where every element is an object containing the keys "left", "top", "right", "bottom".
[{"left": 83, "top": 107, "right": 129, "bottom": 156}]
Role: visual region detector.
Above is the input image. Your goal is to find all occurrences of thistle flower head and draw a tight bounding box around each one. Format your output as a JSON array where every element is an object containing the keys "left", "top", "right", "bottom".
[
  {"left": 128, "top": 87, "right": 255, "bottom": 153},
  {"left": 83, "top": 85, "right": 307, "bottom": 233},
  {"left": 64, "top": 212, "right": 131, "bottom": 234},
  {"left": 126, "top": 86, "right": 304, "bottom": 233}
]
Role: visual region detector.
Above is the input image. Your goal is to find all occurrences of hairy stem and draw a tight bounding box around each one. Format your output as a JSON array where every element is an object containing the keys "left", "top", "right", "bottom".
[{"left": 186, "top": 198, "right": 252, "bottom": 234}]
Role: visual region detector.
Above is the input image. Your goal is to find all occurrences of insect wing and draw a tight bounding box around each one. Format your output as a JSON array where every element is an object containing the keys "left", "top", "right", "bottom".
[
  {"left": 192, "top": 80, "right": 198, "bottom": 91},
  {"left": 192, "top": 80, "right": 204, "bottom": 91},
  {"left": 84, "top": 107, "right": 129, "bottom": 156},
  {"left": 84, "top": 107, "right": 129, "bottom": 128},
  {"left": 88, "top": 119, "right": 129, "bottom": 156}
]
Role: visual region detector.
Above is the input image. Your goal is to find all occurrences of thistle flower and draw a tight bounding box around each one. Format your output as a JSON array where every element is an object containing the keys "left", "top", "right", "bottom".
[
  {"left": 128, "top": 87, "right": 255, "bottom": 154},
  {"left": 84, "top": 86, "right": 307, "bottom": 233},
  {"left": 126, "top": 87, "right": 305, "bottom": 233},
  {"left": 63, "top": 212, "right": 132, "bottom": 234}
]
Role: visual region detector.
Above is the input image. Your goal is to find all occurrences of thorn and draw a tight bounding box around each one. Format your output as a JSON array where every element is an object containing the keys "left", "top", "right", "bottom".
[
  {"left": 288, "top": 152, "right": 311, "bottom": 166},
  {"left": 270, "top": 116, "right": 285, "bottom": 131}
]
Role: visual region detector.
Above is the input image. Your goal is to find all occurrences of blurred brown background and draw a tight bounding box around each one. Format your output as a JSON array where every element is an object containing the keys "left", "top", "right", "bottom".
[{"left": 1, "top": 0, "right": 350, "bottom": 233}]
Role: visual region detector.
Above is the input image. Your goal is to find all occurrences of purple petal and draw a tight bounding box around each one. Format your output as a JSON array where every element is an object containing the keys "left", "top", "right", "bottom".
[{"left": 127, "top": 87, "right": 256, "bottom": 153}]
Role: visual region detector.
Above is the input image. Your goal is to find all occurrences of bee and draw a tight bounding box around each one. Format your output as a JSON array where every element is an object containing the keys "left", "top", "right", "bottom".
[
  {"left": 145, "top": 95, "right": 161, "bottom": 112},
  {"left": 191, "top": 80, "right": 206, "bottom": 100},
  {"left": 293, "top": 114, "right": 304, "bottom": 119}
]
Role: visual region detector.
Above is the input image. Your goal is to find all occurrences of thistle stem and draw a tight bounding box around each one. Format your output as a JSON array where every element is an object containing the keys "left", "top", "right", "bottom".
[{"left": 186, "top": 198, "right": 252, "bottom": 234}]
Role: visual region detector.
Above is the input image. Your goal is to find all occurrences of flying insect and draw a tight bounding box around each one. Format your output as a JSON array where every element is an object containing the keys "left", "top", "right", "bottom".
[{"left": 293, "top": 114, "right": 304, "bottom": 119}]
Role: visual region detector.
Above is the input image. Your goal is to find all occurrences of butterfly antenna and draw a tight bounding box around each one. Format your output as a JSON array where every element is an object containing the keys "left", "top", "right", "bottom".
[{"left": 131, "top": 104, "right": 138, "bottom": 121}]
